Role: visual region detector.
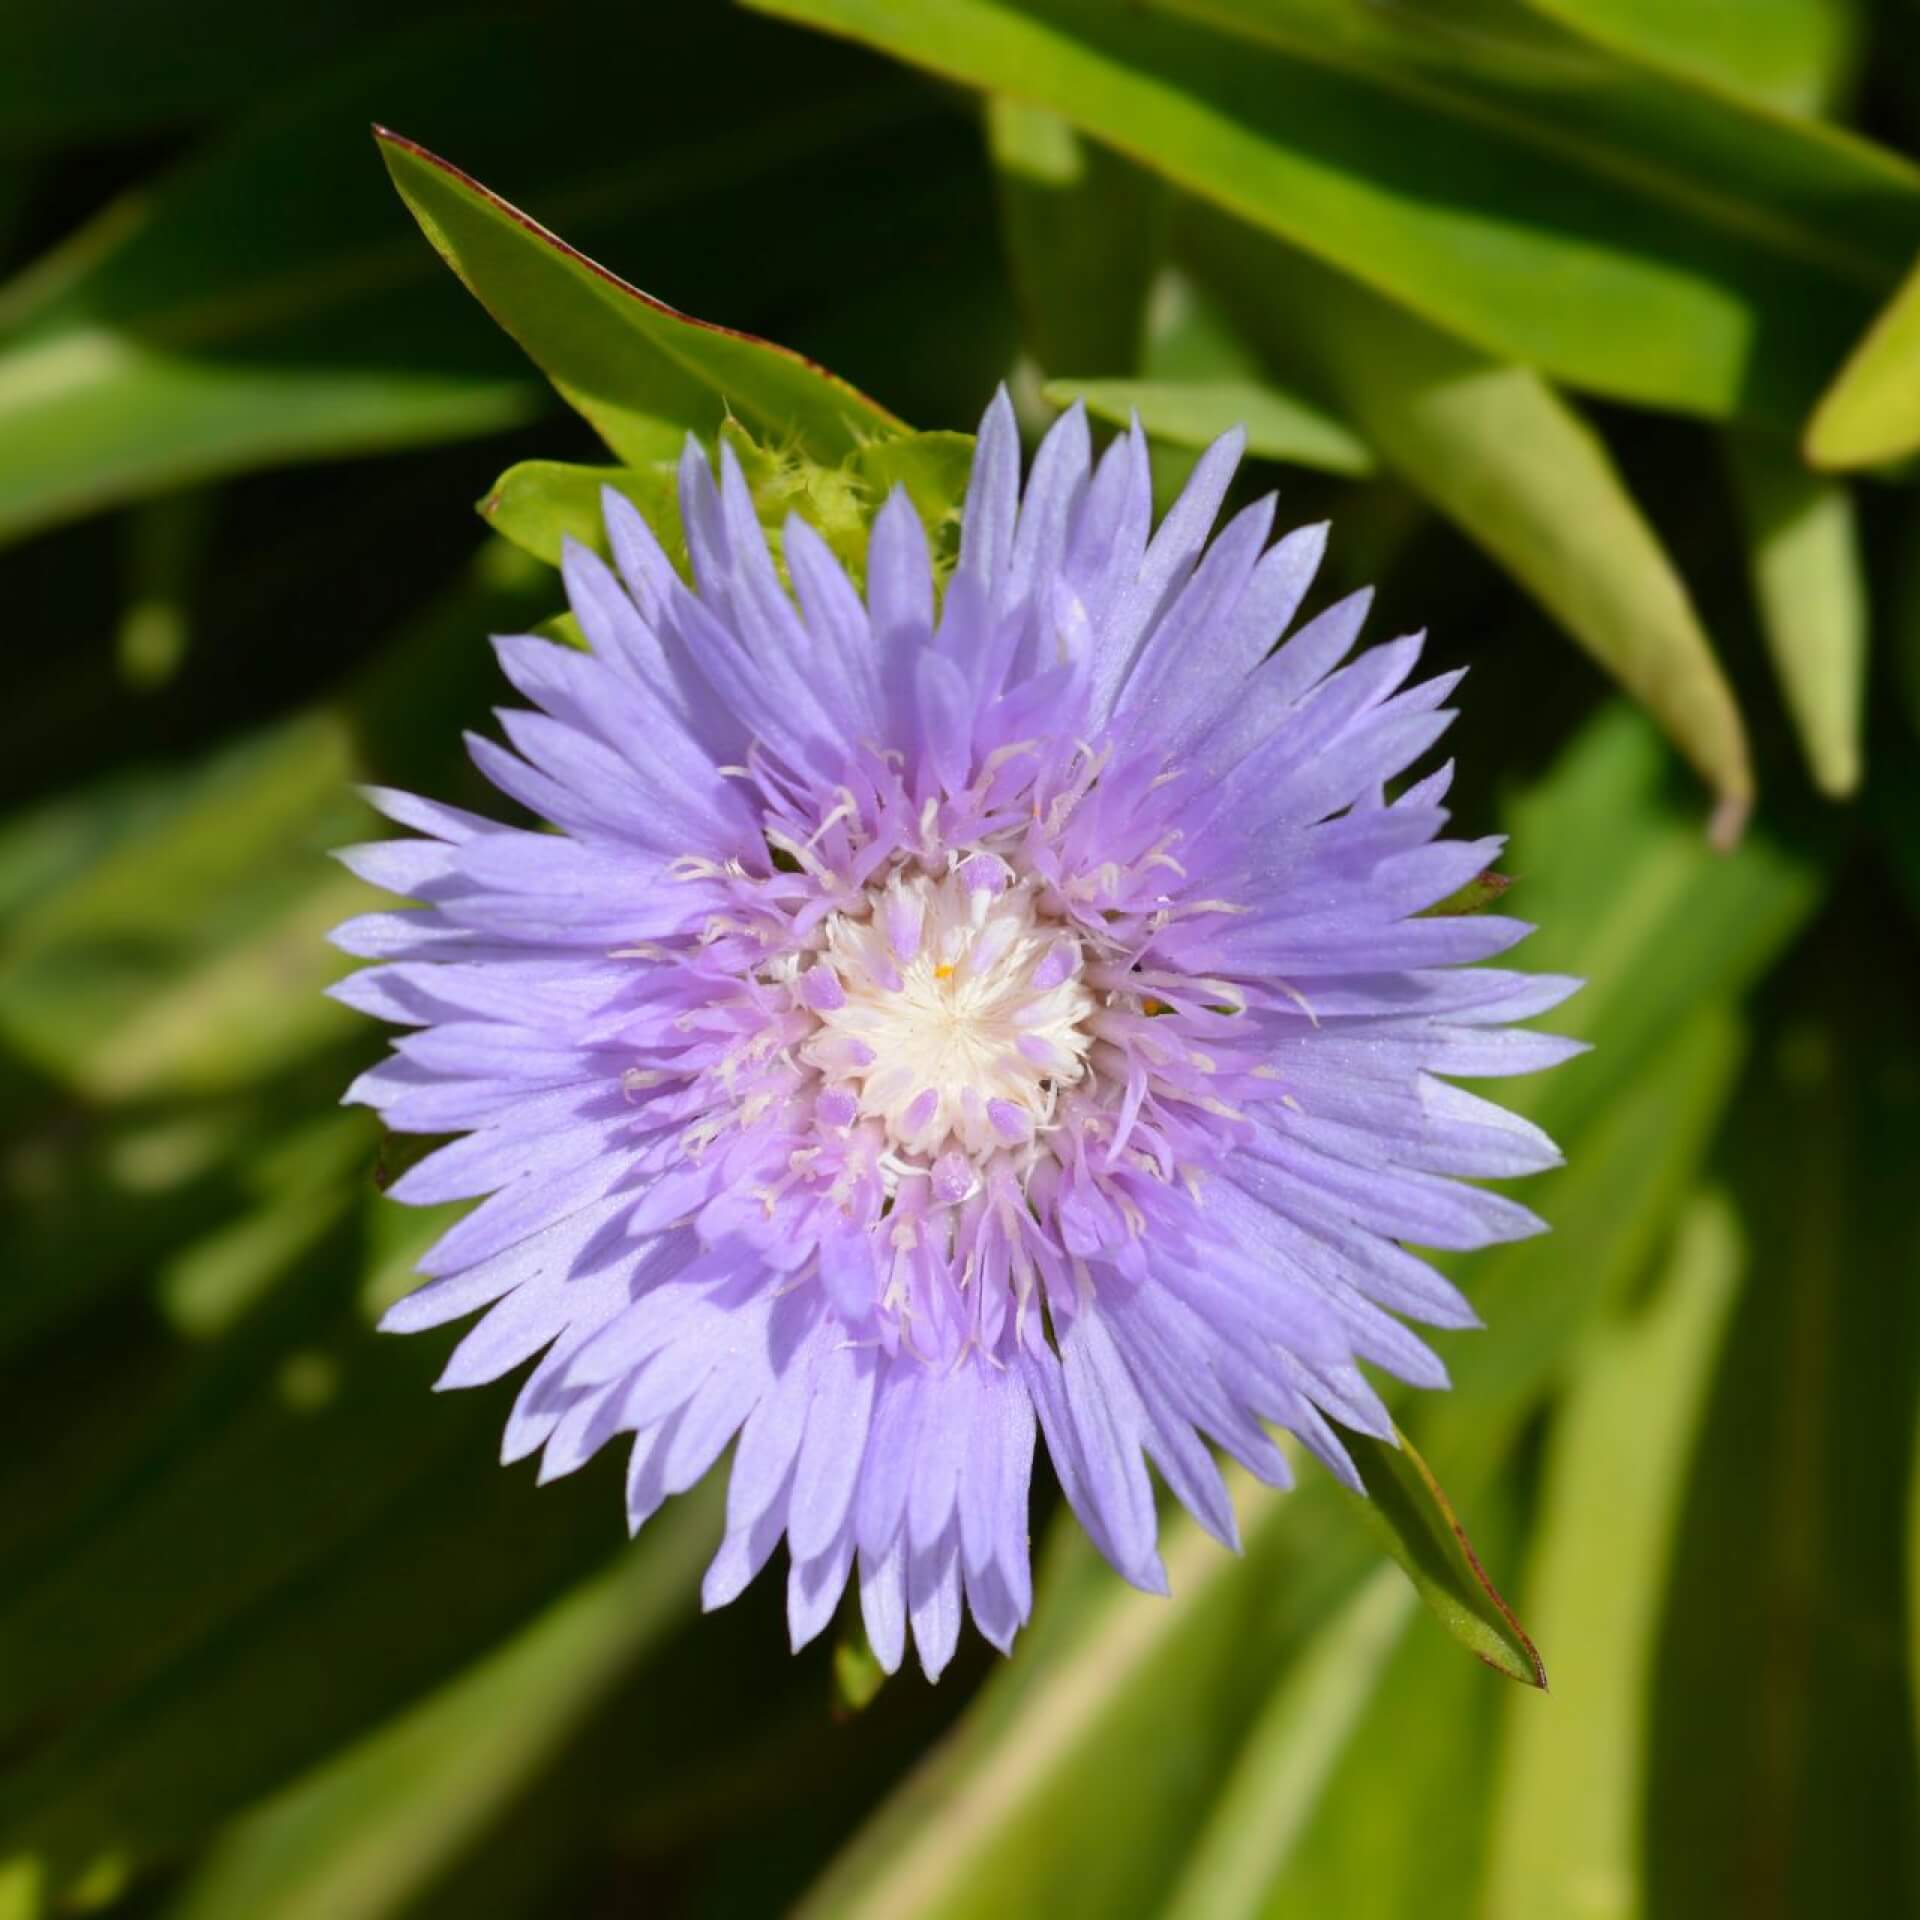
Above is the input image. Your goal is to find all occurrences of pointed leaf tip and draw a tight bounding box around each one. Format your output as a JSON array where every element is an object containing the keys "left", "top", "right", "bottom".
[
  {"left": 1348, "top": 1425, "right": 1547, "bottom": 1688},
  {"left": 1424, "top": 870, "right": 1513, "bottom": 918}
]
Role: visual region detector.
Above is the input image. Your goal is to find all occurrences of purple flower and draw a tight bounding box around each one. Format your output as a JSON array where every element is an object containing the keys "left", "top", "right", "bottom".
[{"left": 331, "top": 394, "right": 1580, "bottom": 1679}]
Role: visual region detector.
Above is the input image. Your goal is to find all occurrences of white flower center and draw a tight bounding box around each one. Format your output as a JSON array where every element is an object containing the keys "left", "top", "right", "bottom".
[{"left": 798, "top": 860, "right": 1095, "bottom": 1159}]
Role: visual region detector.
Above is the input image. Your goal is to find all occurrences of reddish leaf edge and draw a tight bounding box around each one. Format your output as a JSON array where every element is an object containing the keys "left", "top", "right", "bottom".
[
  {"left": 1393, "top": 1426, "right": 1548, "bottom": 1691},
  {"left": 370, "top": 126, "right": 911, "bottom": 436}
]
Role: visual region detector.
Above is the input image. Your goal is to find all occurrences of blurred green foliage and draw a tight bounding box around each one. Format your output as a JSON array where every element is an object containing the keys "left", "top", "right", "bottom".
[{"left": 1, "top": 1, "right": 1916, "bottom": 1915}]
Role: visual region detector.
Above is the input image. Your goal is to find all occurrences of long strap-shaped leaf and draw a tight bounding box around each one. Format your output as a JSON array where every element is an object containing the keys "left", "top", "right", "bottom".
[
  {"left": 1480, "top": 1189, "right": 1743, "bottom": 1918},
  {"left": 1726, "top": 432, "right": 1867, "bottom": 798},
  {"left": 1519, "top": 0, "right": 1857, "bottom": 117}
]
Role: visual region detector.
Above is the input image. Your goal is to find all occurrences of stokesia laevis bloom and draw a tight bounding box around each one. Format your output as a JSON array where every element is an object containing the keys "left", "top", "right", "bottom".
[{"left": 331, "top": 392, "right": 1582, "bottom": 1679}]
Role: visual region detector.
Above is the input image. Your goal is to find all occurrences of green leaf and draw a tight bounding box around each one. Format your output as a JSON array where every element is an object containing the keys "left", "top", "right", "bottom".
[
  {"left": 1157, "top": 1569, "right": 1415, "bottom": 1920},
  {"left": 1481, "top": 1189, "right": 1744, "bottom": 1918},
  {"left": 377, "top": 130, "right": 907, "bottom": 468},
  {"left": 0, "top": 713, "right": 367, "bottom": 1100},
  {"left": 986, "top": 99, "right": 1165, "bottom": 377},
  {"left": 1498, "top": 709, "right": 1817, "bottom": 1112},
  {"left": 481, "top": 459, "right": 681, "bottom": 569},
  {"left": 748, "top": 0, "right": 1920, "bottom": 424},
  {"left": 1182, "top": 211, "right": 1755, "bottom": 829},
  {"left": 850, "top": 432, "right": 977, "bottom": 556},
  {"left": 161, "top": 1498, "right": 713, "bottom": 1920},
  {"left": 1346, "top": 1428, "right": 1545, "bottom": 1686},
  {"left": 1042, "top": 376, "right": 1375, "bottom": 476},
  {"left": 1804, "top": 249, "right": 1920, "bottom": 469},
  {"left": 1519, "top": 0, "right": 1861, "bottom": 119},
  {"left": 1164, "top": 1482, "right": 1524, "bottom": 1920},
  {"left": 1726, "top": 431, "right": 1868, "bottom": 797},
  {"left": 483, "top": 429, "right": 975, "bottom": 585},
  {"left": 1422, "top": 869, "right": 1513, "bottom": 918},
  {"left": 0, "top": 531, "right": 556, "bottom": 1113},
  {"left": 1643, "top": 923, "right": 1920, "bottom": 1916},
  {"left": 831, "top": 1615, "right": 891, "bottom": 1720}
]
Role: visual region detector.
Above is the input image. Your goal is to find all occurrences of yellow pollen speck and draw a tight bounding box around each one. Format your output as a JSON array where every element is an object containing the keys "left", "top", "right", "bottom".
[{"left": 934, "top": 963, "right": 955, "bottom": 980}]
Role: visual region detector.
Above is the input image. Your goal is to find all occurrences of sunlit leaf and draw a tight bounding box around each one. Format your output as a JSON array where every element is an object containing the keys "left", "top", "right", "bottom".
[
  {"left": 1519, "top": 0, "right": 1861, "bottom": 118},
  {"left": 1157, "top": 1570, "right": 1415, "bottom": 1920},
  {"left": 1490, "top": 708, "right": 1815, "bottom": 1099},
  {"left": 1805, "top": 250, "right": 1920, "bottom": 470},
  {"left": 1043, "top": 376, "right": 1375, "bottom": 476},
  {"left": 1726, "top": 431, "right": 1867, "bottom": 797},
  {"left": 1202, "top": 1490, "right": 1521, "bottom": 1920},
  {"left": 377, "top": 131, "right": 907, "bottom": 468},
  {"left": 849, "top": 432, "right": 977, "bottom": 558},
  {"left": 483, "top": 429, "right": 975, "bottom": 585},
  {"left": 482, "top": 460, "right": 679, "bottom": 569}
]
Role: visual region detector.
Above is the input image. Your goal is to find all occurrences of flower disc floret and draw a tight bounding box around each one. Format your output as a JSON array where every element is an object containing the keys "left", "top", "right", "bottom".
[{"left": 801, "top": 861, "right": 1096, "bottom": 1163}]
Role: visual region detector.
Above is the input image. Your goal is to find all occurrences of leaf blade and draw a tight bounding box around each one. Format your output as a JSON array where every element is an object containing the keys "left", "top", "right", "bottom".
[
  {"left": 1481, "top": 1189, "right": 1745, "bottom": 1917},
  {"left": 1520, "top": 0, "right": 1860, "bottom": 118},
  {"left": 1157, "top": 1570, "right": 1416, "bottom": 1920},
  {"left": 1347, "top": 1428, "right": 1546, "bottom": 1687},
  {"left": 161, "top": 1497, "right": 713, "bottom": 1920},
  {"left": 1804, "top": 250, "right": 1920, "bottom": 470},
  {"left": 376, "top": 130, "right": 907, "bottom": 465},
  {"left": 1726, "top": 431, "right": 1868, "bottom": 797}
]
